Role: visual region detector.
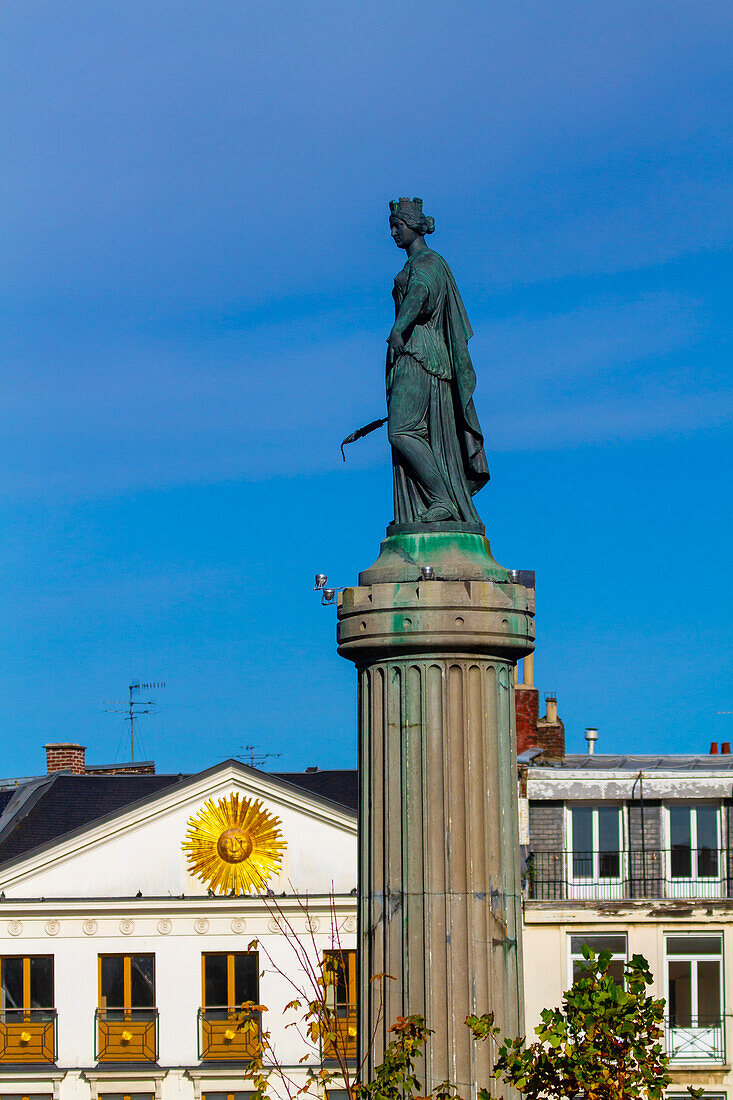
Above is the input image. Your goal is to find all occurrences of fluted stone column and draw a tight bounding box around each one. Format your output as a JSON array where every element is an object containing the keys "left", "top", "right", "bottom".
[{"left": 337, "top": 531, "right": 534, "bottom": 1098}]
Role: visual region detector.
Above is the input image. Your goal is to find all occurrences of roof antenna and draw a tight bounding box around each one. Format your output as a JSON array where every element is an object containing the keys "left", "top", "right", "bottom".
[
  {"left": 104, "top": 682, "right": 165, "bottom": 763},
  {"left": 240, "top": 745, "right": 281, "bottom": 768}
]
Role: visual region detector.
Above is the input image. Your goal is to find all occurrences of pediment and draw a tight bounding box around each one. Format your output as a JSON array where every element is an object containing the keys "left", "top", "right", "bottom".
[{"left": 0, "top": 762, "right": 356, "bottom": 899}]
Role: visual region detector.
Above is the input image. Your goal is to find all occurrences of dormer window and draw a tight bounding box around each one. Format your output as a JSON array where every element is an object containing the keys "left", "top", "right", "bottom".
[
  {"left": 567, "top": 804, "right": 622, "bottom": 887},
  {"left": 666, "top": 804, "right": 723, "bottom": 897}
]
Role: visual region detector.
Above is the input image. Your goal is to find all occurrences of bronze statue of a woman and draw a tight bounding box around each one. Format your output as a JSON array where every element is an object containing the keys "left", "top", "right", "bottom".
[{"left": 387, "top": 197, "right": 489, "bottom": 529}]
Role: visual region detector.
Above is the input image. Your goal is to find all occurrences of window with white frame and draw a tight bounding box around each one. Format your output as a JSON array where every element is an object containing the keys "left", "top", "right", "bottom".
[
  {"left": 568, "top": 933, "right": 627, "bottom": 985},
  {"left": 668, "top": 805, "right": 720, "bottom": 880},
  {"left": 665, "top": 935, "right": 723, "bottom": 1062},
  {"left": 667, "top": 1094, "right": 725, "bottom": 1100},
  {"left": 569, "top": 805, "right": 622, "bottom": 881}
]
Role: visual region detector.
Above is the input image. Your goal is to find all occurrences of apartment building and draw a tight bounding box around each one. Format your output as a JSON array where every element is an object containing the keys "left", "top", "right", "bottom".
[
  {"left": 4, "top": 684, "right": 732, "bottom": 1100},
  {"left": 519, "top": 667, "right": 733, "bottom": 1099}
]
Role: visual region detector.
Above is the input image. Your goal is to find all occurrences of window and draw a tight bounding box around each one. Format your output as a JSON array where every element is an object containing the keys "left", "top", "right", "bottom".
[
  {"left": 96, "top": 955, "right": 156, "bottom": 1063},
  {"left": 569, "top": 805, "right": 622, "bottom": 881},
  {"left": 668, "top": 805, "right": 720, "bottom": 880},
  {"left": 323, "top": 950, "right": 357, "bottom": 1014},
  {"left": 0, "top": 957, "right": 55, "bottom": 1063},
  {"left": 202, "top": 953, "right": 258, "bottom": 1018},
  {"left": 199, "top": 953, "right": 260, "bottom": 1061},
  {"left": 666, "top": 936, "right": 723, "bottom": 1062},
  {"left": 99, "top": 1094, "right": 154, "bottom": 1100},
  {"left": 99, "top": 955, "right": 155, "bottom": 1020},
  {"left": 568, "top": 934, "right": 627, "bottom": 985},
  {"left": 0, "top": 957, "right": 54, "bottom": 1020},
  {"left": 322, "top": 951, "right": 357, "bottom": 1060},
  {"left": 202, "top": 1094, "right": 249, "bottom": 1100},
  {"left": 667, "top": 1095, "right": 725, "bottom": 1100},
  {"left": 0, "top": 1095, "right": 53, "bottom": 1100}
]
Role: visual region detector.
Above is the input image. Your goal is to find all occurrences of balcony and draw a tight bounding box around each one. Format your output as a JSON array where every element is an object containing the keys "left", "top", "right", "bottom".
[
  {"left": 95, "top": 1008, "right": 158, "bottom": 1062},
  {"left": 197, "top": 1007, "right": 261, "bottom": 1061},
  {"left": 525, "top": 848, "right": 729, "bottom": 901},
  {"left": 0, "top": 1010, "right": 56, "bottom": 1063},
  {"left": 323, "top": 1004, "right": 357, "bottom": 1061},
  {"left": 665, "top": 1016, "right": 725, "bottom": 1064}
]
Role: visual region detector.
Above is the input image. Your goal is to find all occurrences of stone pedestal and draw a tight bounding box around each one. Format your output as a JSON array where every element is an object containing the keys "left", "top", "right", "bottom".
[{"left": 337, "top": 532, "right": 534, "bottom": 1098}]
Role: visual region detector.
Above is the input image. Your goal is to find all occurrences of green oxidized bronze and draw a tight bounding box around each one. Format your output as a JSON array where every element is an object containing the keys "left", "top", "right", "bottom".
[{"left": 386, "top": 197, "right": 489, "bottom": 534}]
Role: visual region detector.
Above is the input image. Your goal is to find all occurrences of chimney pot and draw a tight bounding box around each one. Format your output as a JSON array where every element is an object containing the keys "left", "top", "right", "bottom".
[
  {"left": 710, "top": 742, "right": 719, "bottom": 755},
  {"left": 585, "top": 727, "right": 599, "bottom": 755},
  {"left": 545, "top": 693, "right": 558, "bottom": 724},
  {"left": 523, "top": 652, "right": 534, "bottom": 688},
  {"left": 722, "top": 742, "right": 731, "bottom": 755}
]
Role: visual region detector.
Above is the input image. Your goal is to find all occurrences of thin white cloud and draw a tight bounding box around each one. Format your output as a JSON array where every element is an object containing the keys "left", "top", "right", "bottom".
[{"left": 1, "top": 288, "right": 727, "bottom": 497}]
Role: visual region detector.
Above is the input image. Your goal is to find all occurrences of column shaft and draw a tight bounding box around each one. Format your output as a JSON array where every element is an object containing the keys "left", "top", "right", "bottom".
[
  {"left": 338, "top": 548, "right": 534, "bottom": 1100},
  {"left": 358, "top": 655, "right": 522, "bottom": 1095}
]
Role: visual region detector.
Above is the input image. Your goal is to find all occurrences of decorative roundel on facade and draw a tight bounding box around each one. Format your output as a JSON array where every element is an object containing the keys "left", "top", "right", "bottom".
[
  {"left": 183, "top": 793, "right": 286, "bottom": 895},
  {"left": 230, "top": 917, "right": 247, "bottom": 934},
  {"left": 45, "top": 920, "right": 60, "bottom": 937},
  {"left": 194, "top": 917, "right": 210, "bottom": 935},
  {"left": 267, "top": 917, "right": 283, "bottom": 934},
  {"left": 306, "top": 916, "right": 320, "bottom": 932},
  {"left": 7, "top": 921, "right": 22, "bottom": 937},
  {"left": 119, "top": 919, "right": 135, "bottom": 936},
  {"left": 82, "top": 919, "right": 98, "bottom": 936},
  {"left": 344, "top": 916, "right": 357, "bottom": 933},
  {"left": 157, "top": 918, "right": 172, "bottom": 935}
]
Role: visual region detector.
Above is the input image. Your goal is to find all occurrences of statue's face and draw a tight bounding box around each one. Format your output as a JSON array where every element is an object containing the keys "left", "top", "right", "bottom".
[{"left": 390, "top": 216, "right": 418, "bottom": 250}]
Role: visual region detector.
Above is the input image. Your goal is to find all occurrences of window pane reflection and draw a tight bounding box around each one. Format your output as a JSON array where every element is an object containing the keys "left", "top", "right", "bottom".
[{"left": 571, "top": 807, "right": 593, "bottom": 878}]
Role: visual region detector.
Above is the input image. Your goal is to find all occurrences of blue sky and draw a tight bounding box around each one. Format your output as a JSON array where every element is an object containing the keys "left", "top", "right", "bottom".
[{"left": 1, "top": 0, "right": 731, "bottom": 777}]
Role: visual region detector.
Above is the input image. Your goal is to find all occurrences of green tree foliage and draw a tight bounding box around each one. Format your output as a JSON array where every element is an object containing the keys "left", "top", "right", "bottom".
[
  {"left": 356, "top": 1015, "right": 432, "bottom": 1100},
  {"left": 234, "top": 897, "right": 680, "bottom": 1100},
  {"left": 467, "top": 948, "right": 672, "bottom": 1100}
]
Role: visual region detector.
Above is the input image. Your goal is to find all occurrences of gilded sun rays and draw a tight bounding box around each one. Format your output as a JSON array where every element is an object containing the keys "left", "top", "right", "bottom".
[{"left": 183, "top": 793, "right": 286, "bottom": 895}]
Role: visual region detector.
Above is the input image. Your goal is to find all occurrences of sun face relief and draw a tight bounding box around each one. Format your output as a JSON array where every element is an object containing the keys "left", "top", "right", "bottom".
[
  {"left": 216, "top": 827, "right": 253, "bottom": 863},
  {"left": 183, "top": 793, "right": 286, "bottom": 894}
]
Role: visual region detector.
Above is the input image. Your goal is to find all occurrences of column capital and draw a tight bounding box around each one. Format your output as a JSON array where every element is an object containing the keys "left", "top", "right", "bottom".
[{"left": 337, "top": 576, "right": 534, "bottom": 664}]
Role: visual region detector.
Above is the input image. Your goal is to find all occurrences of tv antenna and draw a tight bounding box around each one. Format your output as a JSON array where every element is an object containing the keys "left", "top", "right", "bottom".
[
  {"left": 241, "top": 745, "right": 281, "bottom": 768},
  {"left": 104, "top": 682, "right": 166, "bottom": 763}
]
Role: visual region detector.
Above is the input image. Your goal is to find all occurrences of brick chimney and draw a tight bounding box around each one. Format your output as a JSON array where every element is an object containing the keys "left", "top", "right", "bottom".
[
  {"left": 536, "top": 694, "right": 566, "bottom": 758},
  {"left": 45, "top": 743, "right": 86, "bottom": 775},
  {"left": 514, "top": 654, "right": 565, "bottom": 759},
  {"left": 515, "top": 652, "right": 540, "bottom": 755}
]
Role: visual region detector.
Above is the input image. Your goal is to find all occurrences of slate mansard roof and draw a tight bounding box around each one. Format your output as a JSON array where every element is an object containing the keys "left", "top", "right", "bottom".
[
  {"left": 529, "top": 753, "right": 733, "bottom": 772},
  {"left": 275, "top": 769, "right": 357, "bottom": 811},
  {"left": 0, "top": 764, "right": 358, "bottom": 868}
]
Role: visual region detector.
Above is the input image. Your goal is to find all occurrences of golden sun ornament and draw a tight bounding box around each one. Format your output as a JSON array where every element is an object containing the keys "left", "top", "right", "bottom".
[{"left": 183, "top": 793, "right": 286, "bottom": 895}]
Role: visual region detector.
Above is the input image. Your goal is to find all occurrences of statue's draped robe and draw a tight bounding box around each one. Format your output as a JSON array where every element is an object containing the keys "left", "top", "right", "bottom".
[{"left": 387, "top": 249, "right": 489, "bottom": 525}]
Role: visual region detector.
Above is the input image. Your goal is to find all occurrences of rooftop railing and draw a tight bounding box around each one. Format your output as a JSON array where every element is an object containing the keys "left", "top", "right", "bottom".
[{"left": 525, "top": 848, "right": 729, "bottom": 901}]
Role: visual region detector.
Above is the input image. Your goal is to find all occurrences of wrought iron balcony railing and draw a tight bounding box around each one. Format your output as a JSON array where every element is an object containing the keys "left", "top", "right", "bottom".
[
  {"left": 665, "top": 1016, "right": 725, "bottom": 1064},
  {"left": 525, "top": 848, "right": 729, "bottom": 901},
  {"left": 0, "top": 1009, "right": 57, "bottom": 1063},
  {"left": 322, "top": 1003, "right": 358, "bottom": 1061},
  {"left": 197, "top": 1007, "right": 261, "bottom": 1061},
  {"left": 95, "top": 1007, "right": 158, "bottom": 1062}
]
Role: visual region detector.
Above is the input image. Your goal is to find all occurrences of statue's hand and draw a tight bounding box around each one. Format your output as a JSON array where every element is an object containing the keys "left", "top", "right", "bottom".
[{"left": 387, "top": 330, "right": 405, "bottom": 356}]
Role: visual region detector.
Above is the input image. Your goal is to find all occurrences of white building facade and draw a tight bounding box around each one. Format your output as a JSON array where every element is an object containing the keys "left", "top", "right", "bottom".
[
  {"left": 0, "top": 760, "right": 357, "bottom": 1100},
  {"left": 5, "top": 741, "right": 733, "bottom": 1100}
]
